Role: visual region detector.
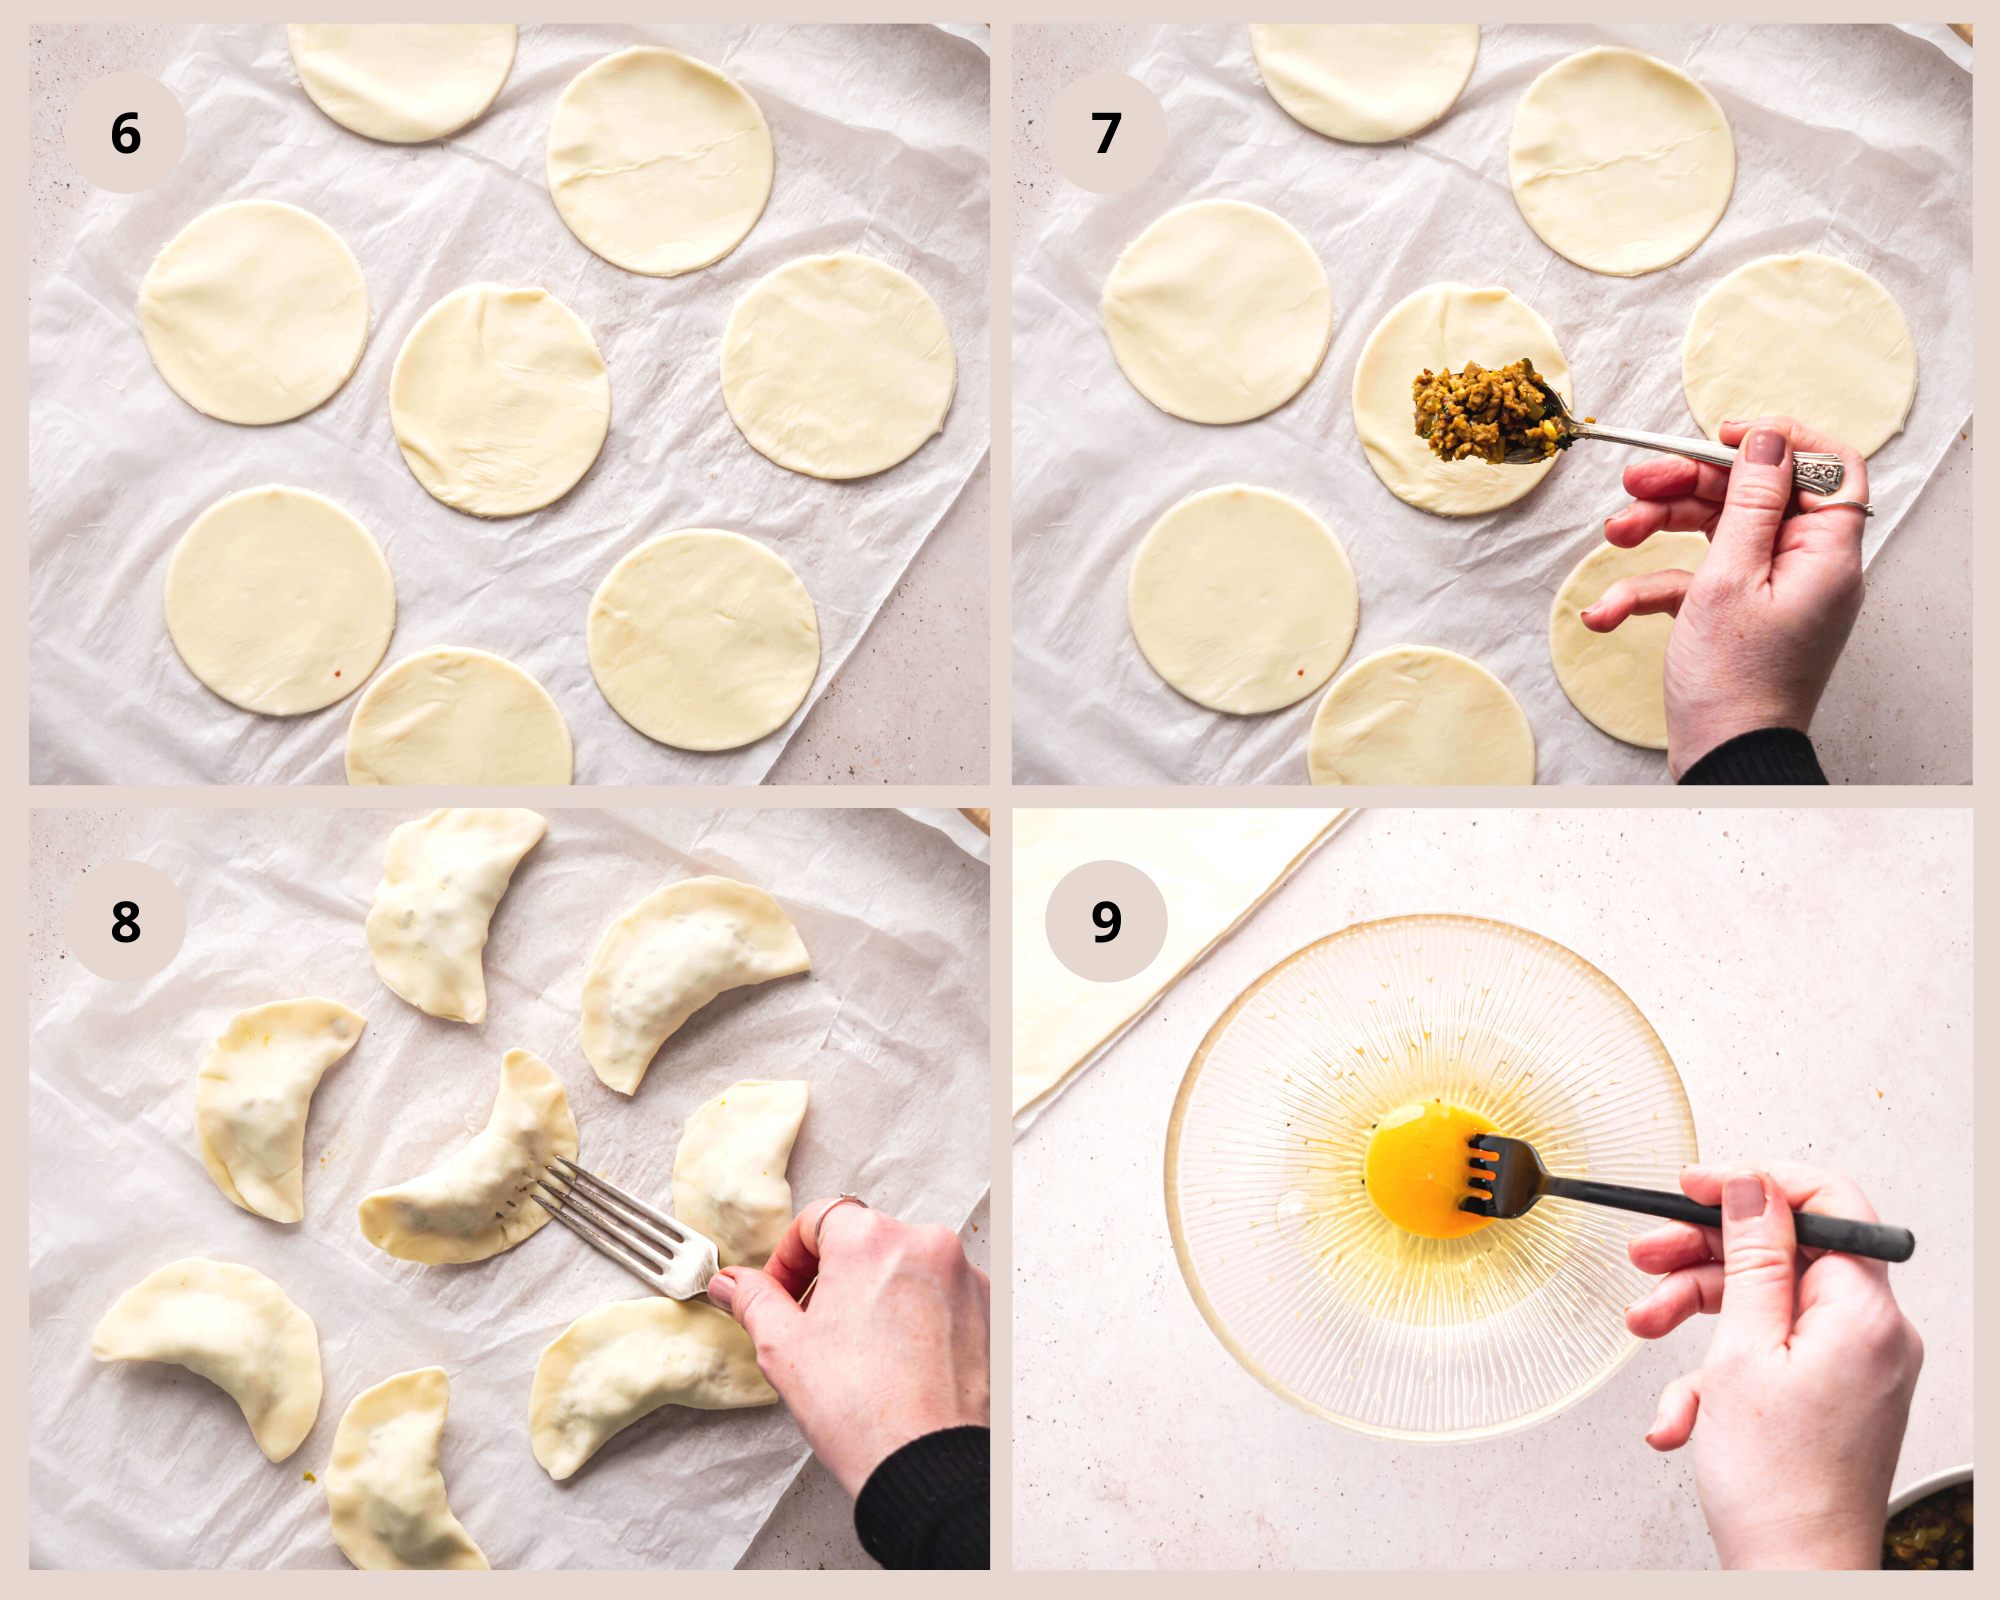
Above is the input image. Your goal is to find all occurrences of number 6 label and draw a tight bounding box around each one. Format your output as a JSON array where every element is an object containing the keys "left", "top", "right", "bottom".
[
  {"left": 1046, "top": 861, "right": 1168, "bottom": 983},
  {"left": 64, "top": 72, "right": 186, "bottom": 195},
  {"left": 1044, "top": 71, "right": 1167, "bottom": 195},
  {"left": 63, "top": 861, "right": 187, "bottom": 982}
]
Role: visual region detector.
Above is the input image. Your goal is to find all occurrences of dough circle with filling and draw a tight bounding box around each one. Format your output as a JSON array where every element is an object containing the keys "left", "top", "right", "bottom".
[
  {"left": 139, "top": 200, "right": 369, "bottom": 425},
  {"left": 346, "top": 647, "right": 572, "bottom": 786},
  {"left": 1102, "top": 200, "right": 1332, "bottom": 425},
  {"left": 588, "top": 529, "right": 820, "bottom": 752},
  {"left": 287, "top": 24, "right": 516, "bottom": 144},
  {"left": 1250, "top": 24, "right": 1480, "bottom": 144},
  {"left": 547, "top": 47, "right": 772, "bottom": 277},
  {"left": 1352, "top": 283, "right": 1570, "bottom": 516},
  {"left": 1509, "top": 46, "right": 1734, "bottom": 277},
  {"left": 1683, "top": 252, "right": 1916, "bottom": 458},
  {"left": 391, "top": 284, "right": 610, "bottom": 517},
  {"left": 1549, "top": 532, "right": 1708, "bottom": 749},
  {"left": 1307, "top": 644, "right": 1535, "bottom": 785},
  {"left": 720, "top": 253, "right": 956, "bottom": 479},
  {"left": 166, "top": 486, "right": 395, "bottom": 716},
  {"left": 1127, "top": 484, "right": 1357, "bottom": 714}
]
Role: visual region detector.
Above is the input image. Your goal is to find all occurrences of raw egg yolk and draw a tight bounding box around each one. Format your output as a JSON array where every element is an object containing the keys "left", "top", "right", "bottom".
[{"left": 1363, "top": 1098, "right": 1497, "bottom": 1239}]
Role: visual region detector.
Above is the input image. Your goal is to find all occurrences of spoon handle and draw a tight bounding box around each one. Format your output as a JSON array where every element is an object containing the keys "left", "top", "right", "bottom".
[
  {"left": 1572, "top": 423, "right": 1846, "bottom": 495},
  {"left": 1541, "top": 1177, "right": 1915, "bottom": 1262}
]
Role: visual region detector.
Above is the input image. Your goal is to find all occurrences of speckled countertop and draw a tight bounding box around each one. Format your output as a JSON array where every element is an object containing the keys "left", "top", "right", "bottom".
[
  {"left": 1012, "top": 25, "right": 1972, "bottom": 785},
  {"left": 1012, "top": 807, "right": 1972, "bottom": 1567},
  {"left": 29, "top": 24, "right": 989, "bottom": 789},
  {"left": 29, "top": 808, "right": 991, "bottom": 1569}
]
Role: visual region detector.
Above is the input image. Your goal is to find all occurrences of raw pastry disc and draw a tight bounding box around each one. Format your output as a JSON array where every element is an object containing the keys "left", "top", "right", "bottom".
[
  {"left": 165, "top": 486, "right": 395, "bottom": 716},
  {"left": 1683, "top": 252, "right": 1917, "bottom": 458},
  {"left": 1549, "top": 532, "right": 1708, "bottom": 750},
  {"left": 1307, "top": 644, "right": 1535, "bottom": 785},
  {"left": 547, "top": 47, "right": 773, "bottom": 277},
  {"left": 588, "top": 529, "right": 820, "bottom": 752},
  {"left": 138, "top": 200, "right": 369, "bottom": 426},
  {"left": 720, "top": 253, "right": 956, "bottom": 480},
  {"left": 346, "top": 647, "right": 573, "bottom": 786},
  {"left": 1250, "top": 24, "right": 1480, "bottom": 144},
  {"left": 1127, "top": 484, "right": 1357, "bottom": 714},
  {"left": 1352, "top": 283, "right": 1570, "bottom": 516},
  {"left": 1509, "top": 46, "right": 1734, "bottom": 277},
  {"left": 1102, "top": 199, "right": 1332, "bottom": 425},
  {"left": 391, "top": 284, "right": 610, "bottom": 517},
  {"left": 287, "top": 24, "right": 516, "bottom": 144}
]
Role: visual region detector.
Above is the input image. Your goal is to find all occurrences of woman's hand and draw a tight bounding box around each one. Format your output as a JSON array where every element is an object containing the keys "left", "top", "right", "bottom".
[
  {"left": 1582, "top": 416, "right": 1868, "bottom": 778},
  {"left": 1625, "top": 1162, "right": 1923, "bottom": 1569},
  {"left": 707, "top": 1198, "right": 990, "bottom": 1499}
]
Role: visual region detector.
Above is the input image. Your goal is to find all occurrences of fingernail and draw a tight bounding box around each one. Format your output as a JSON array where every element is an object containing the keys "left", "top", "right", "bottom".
[
  {"left": 1724, "top": 1174, "right": 1766, "bottom": 1221},
  {"left": 1745, "top": 427, "right": 1785, "bottom": 466},
  {"left": 707, "top": 1272, "right": 735, "bottom": 1311}
]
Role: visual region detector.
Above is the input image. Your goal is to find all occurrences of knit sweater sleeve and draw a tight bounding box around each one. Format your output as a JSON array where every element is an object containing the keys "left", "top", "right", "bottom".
[
  {"left": 852, "top": 1425, "right": 990, "bottom": 1570},
  {"left": 1679, "top": 726, "right": 1828, "bottom": 785}
]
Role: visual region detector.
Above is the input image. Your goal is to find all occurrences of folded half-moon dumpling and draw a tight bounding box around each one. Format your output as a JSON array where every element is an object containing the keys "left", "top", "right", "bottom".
[
  {"left": 91, "top": 1257, "right": 323, "bottom": 1462},
  {"left": 528, "top": 1298, "right": 777, "bottom": 1480},
  {"left": 672, "top": 1079, "right": 808, "bottom": 1268},
  {"left": 358, "top": 1048, "right": 578, "bottom": 1264},
  {"left": 580, "top": 876, "right": 810, "bottom": 1095},
  {"left": 327, "top": 1366, "right": 488, "bottom": 1570},
  {"left": 196, "top": 998, "right": 366, "bottom": 1223},
  {"left": 367, "top": 808, "right": 547, "bottom": 1024}
]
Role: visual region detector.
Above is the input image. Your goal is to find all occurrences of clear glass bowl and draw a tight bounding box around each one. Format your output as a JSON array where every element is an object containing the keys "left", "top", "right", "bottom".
[{"left": 1165, "top": 914, "right": 1698, "bottom": 1440}]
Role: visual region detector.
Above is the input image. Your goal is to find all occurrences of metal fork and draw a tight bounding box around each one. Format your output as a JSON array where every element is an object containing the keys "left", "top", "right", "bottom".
[
  {"left": 531, "top": 1154, "right": 720, "bottom": 1299},
  {"left": 1461, "top": 1132, "right": 1914, "bottom": 1263},
  {"left": 1510, "top": 373, "right": 1847, "bottom": 496}
]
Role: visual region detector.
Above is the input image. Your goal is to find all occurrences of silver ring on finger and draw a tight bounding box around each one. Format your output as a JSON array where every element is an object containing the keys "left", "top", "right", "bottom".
[
  {"left": 797, "top": 1194, "right": 869, "bottom": 1309},
  {"left": 1807, "top": 496, "right": 1873, "bottom": 518}
]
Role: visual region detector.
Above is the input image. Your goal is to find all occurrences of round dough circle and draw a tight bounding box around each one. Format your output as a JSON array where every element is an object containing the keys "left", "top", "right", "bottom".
[
  {"left": 1127, "top": 485, "right": 1357, "bottom": 714},
  {"left": 287, "top": 24, "right": 516, "bottom": 143},
  {"left": 1549, "top": 532, "right": 1708, "bottom": 749},
  {"left": 1102, "top": 200, "right": 1332, "bottom": 425},
  {"left": 588, "top": 530, "right": 821, "bottom": 752},
  {"left": 165, "top": 486, "right": 395, "bottom": 716},
  {"left": 1250, "top": 24, "right": 1479, "bottom": 143},
  {"left": 547, "top": 47, "right": 773, "bottom": 277},
  {"left": 1352, "top": 283, "right": 1571, "bottom": 516},
  {"left": 139, "top": 200, "right": 369, "bottom": 425},
  {"left": 1683, "top": 252, "right": 1916, "bottom": 458},
  {"left": 346, "top": 647, "right": 572, "bottom": 786},
  {"left": 720, "top": 253, "right": 956, "bottom": 480},
  {"left": 1509, "top": 47, "right": 1734, "bottom": 277},
  {"left": 391, "top": 284, "right": 610, "bottom": 517},
  {"left": 1308, "top": 645, "right": 1535, "bottom": 785}
]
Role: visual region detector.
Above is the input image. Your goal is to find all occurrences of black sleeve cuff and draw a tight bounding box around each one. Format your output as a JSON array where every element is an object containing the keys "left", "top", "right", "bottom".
[
  {"left": 1678, "top": 726, "right": 1828, "bottom": 786},
  {"left": 852, "top": 1424, "right": 990, "bottom": 1570}
]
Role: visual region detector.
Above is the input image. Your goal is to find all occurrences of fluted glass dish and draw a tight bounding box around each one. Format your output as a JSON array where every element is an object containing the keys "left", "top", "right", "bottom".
[{"left": 1165, "top": 914, "right": 1698, "bottom": 1440}]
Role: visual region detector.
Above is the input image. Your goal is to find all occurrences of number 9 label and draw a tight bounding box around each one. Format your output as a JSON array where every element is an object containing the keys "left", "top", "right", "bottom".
[{"left": 1046, "top": 860, "right": 1168, "bottom": 983}]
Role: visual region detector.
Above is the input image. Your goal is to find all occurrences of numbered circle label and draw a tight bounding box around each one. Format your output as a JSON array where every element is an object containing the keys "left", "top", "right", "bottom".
[
  {"left": 63, "top": 861, "right": 187, "bottom": 982},
  {"left": 1045, "top": 71, "right": 1167, "bottom": 194},
  {"left": 1046, "top": 860, "right": 1168, "bottom": 983},
  {"left": 65, "top": 72, "right": 187, "bottom": 194}
]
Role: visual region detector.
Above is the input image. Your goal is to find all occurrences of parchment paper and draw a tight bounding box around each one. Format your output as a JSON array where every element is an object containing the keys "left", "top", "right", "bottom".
[
  {"left": 30, "top": 23, "right": 990, "bottom": 785},
  {"left": 1012, "top": 23, "right": 1971, "bottom": 786},
  {"left": 29, "top": 807, "right": 989, "bottom": 1569}
]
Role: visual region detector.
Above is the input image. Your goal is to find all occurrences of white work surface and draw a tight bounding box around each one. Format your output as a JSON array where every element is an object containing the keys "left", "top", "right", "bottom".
[
  {"left": 28, "top": 24, "right": 989, "bottom": 788},
  {"left": 1011, "top": 24, "right": 1973, "bottom": 786},
  {"left": 29, "top": 808, "right": 989, "bottom": 1570},
  {"left": 1011, "top": 809, "right": 1971, "bottom": 1568}
]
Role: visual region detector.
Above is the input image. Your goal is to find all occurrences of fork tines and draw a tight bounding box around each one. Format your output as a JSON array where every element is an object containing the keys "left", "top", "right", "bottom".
[
  {"left": 1461, "top": 1133, "right": 1500, "bottom": 1216},
  {"left": 533, "top": 1154, "right": 700, "bottom": 1287}
]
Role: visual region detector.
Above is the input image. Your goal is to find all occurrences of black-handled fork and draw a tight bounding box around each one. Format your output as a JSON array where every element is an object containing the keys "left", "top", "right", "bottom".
[{"left": 1461, "top": 1133, "right": 1915, "bottom": 1263}]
